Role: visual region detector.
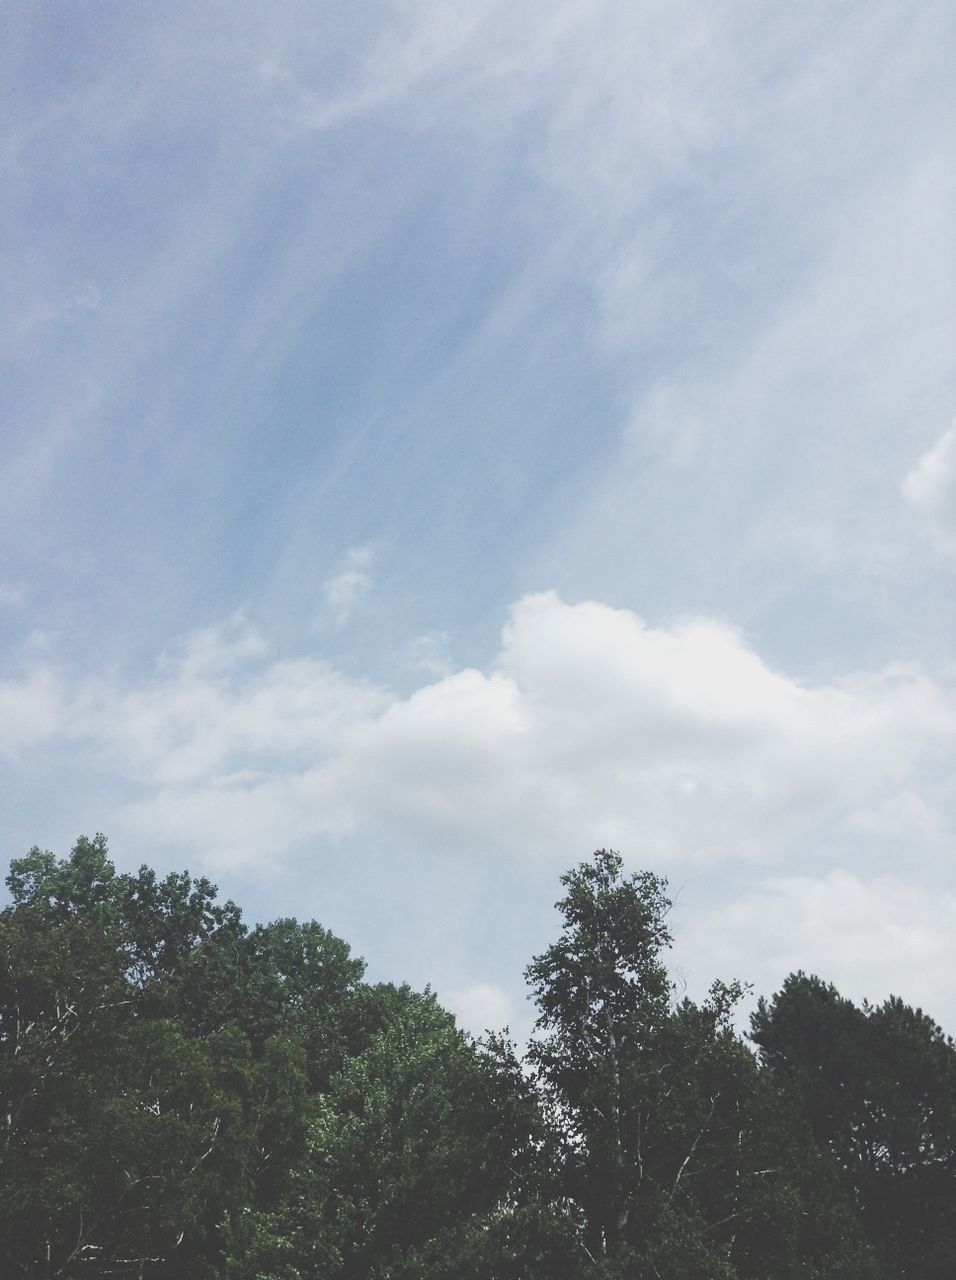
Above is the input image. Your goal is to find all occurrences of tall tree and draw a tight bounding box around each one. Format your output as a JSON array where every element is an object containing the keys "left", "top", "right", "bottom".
[
  {"left": 525, "top": 850, "right": 673, "bottom": 1261},
  {"left": 524, "top": 850, "right": 773, "bottom": 1275},
  {"left": 524, "top": 851, "right": 883, "bottom": 1279}
]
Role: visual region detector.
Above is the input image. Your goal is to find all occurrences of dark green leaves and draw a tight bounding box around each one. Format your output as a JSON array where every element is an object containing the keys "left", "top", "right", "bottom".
[{"left": 3, "top": 840, "right": 952, "bottom": 1278}]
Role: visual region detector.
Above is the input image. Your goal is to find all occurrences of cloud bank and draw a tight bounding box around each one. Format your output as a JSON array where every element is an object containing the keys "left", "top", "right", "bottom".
[{"left": 3, "top": 593, "right": 951, "bottom": 874}]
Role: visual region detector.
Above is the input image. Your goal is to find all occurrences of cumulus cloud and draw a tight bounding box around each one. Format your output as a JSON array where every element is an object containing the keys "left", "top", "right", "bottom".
[
  {"left": 367, "top": 594, "right": 950, "bottom": 866},
  {"left": 104, "top": 656, "right": 385, "bottom": 792},
  {"left": 903, "top": 423, "right": 956, "bottom": 556},
  {"left": 1, "top": 593, "right": 951, "bottom": 873},
  {"left": 323, "top": 545, "right": 377, "bottom": 625}
]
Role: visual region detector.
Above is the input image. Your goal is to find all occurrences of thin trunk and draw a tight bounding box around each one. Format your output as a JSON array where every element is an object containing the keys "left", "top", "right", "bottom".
[
  {"left": 603, "top": 999, "right": 629, "bottom": 1241},
  {"left": 668, "top": 1093, "right": 718, "bottom": 1204}
]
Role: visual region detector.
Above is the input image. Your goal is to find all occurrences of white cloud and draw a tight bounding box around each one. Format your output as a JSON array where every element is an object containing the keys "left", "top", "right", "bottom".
[
  {"left": 407, "top": 630, "right": 454, "bottom": 677},
  {"left": 124, "top": 772, "right": 351, "bottom": 870},
  {"left": 444, "top": 981, "right": 516, "bottom": 1039},
  {"left": 323, "top": 545, "right": 377, "bottom": 625},
  {"left": 1, "top": 593, "right": 951, "bottom": 875},
  {"left": 0, "top": 668, "right": 66, "bottom": 758},
  {"left": 903, "top": 423, "right": 956, "bottom": 557},
  {"left": 678, "top": 871, "right": 956, "bottom": 1032},
  {"left": 97, "top": 618, "right": 389, "bottom": 793}
]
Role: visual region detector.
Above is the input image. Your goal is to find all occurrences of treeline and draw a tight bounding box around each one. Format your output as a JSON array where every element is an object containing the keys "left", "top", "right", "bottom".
[{"left": 1, "top": 839, "right": 954, "bottom": 1279}]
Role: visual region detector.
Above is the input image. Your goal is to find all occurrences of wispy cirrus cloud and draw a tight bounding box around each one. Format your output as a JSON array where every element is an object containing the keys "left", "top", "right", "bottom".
[
  {"left": 2, "top": 2, "right": 953, "bottom": 1034},
  {"left": 5, "top": 2, "right": 952, "bottom": 672}
]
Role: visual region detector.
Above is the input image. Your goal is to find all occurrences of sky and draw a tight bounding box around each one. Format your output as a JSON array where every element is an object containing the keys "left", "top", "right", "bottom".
[{"left": 2, "top": 0, "right": 954, "bottom": 1039}]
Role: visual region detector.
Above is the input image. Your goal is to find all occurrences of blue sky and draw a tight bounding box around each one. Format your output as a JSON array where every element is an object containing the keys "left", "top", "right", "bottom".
[{"left": 2, "top": 0, "right": 955, "bottom": 1036}]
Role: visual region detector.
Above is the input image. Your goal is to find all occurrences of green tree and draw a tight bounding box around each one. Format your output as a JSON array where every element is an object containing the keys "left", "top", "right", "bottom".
[
  {"left": 226, "top": 986, "right": 547, "bottom": 1280},
  {"left": 0, "top": 837, "right": 249, "bottom": 1275},
  {"left": 525, "top": 850, "right": 673, "bottom": 1261},
  {"left": 0, "top": 836, "right": 368, "bottom": 1277},
  {"left": 524, "top": 851, "right": 884, "bottom": 1278},
  {"left": 752, "top": 974, "right": 956, "bottom": 1279},
  {"left": 5, "top": 837, "right": 947, "bottom": 1278},
  {"left": 524, "top": 851, "right": 763, "bottom": 1274}
]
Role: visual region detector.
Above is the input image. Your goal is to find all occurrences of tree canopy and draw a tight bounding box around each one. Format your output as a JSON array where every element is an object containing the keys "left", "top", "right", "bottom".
[{"left": 2, "top": 839, "right": 953, "bottom": 1278}]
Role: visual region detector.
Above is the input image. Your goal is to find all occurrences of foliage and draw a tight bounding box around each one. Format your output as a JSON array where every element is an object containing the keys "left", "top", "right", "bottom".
[
  {"left": 752, "top": 973, "right": 956, "bottom": 1279},
  {"left": 2, "top": 838, "right": 952, "bottom": 1278},
  {"left": 0, "top": 836, "right": 363, "bottom": 1277},
  {"left": 523, "top": 850, "right": 887, "bottom": 1277}
]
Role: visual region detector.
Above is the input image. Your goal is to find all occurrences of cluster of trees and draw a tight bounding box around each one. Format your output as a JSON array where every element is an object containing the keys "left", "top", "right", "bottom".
[{"left": 1, "top": 838, "right": 954, "bottom": 1278}]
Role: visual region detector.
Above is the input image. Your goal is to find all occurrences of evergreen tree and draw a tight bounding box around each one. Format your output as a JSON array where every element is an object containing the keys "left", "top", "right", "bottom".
[{"left": 752, "top": 973, "right": 956, "bottom": 1279}]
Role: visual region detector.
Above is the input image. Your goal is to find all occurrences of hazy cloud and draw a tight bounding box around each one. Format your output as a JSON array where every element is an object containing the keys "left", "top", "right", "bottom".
[
  {"left": 323, "top": 545, "right": 377, "bottom": 625},
  {"left": 407, "top": 630, "right": 454, "bottom": 677},
  {"left": 0, "top": 583, "right": 26, "bottom": 609},
  {"left": 679, "top": 870, "right": 956, "bottom": 1033},
  {"left": 0, "top": 668, "right": 66, "bottom": 759},
  {"left": 444, "top": 981, "right": 517, "bottom": 1039},
  {"left": 903, "top": 423, "right": 956, "bottom": 557}
]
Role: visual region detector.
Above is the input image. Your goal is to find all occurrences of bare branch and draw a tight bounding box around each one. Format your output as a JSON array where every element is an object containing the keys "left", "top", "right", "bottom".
[{"left": 667, "top": 1093, "right": 718, "bottom": 1204}]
